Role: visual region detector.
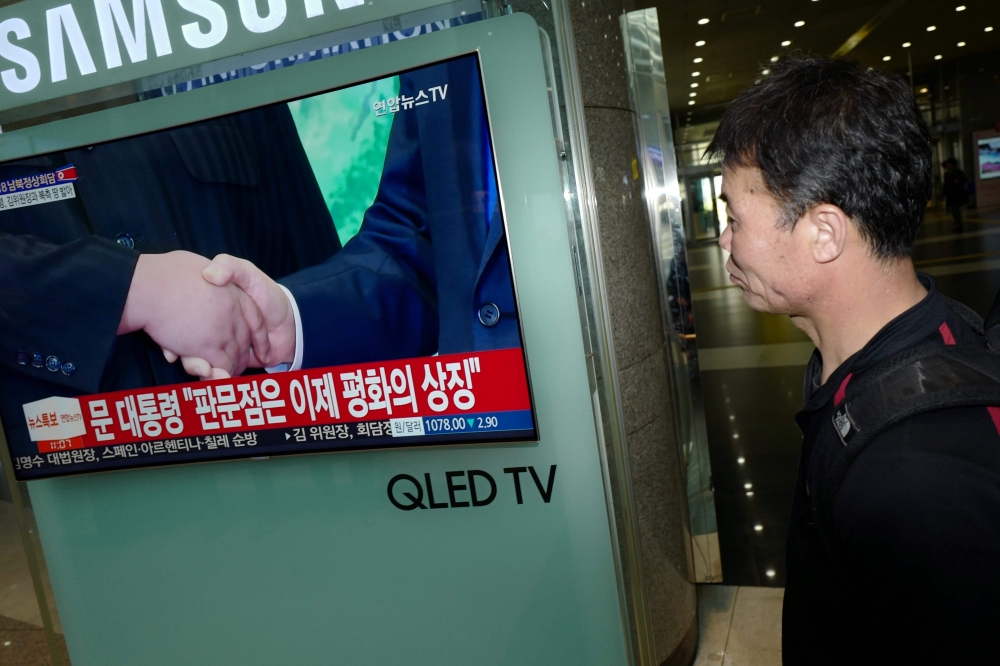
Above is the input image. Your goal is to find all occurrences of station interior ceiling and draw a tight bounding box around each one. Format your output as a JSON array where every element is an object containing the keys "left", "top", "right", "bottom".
[{"left": 636, "top": 0, "right": 1000, "bottom": 125}]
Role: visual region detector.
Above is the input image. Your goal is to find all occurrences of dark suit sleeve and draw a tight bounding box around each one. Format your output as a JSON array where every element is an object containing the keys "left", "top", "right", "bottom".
[
  {"left": 0, "top": 232, "right": 137, "bottom": 393},
  {"left": 279, "top": 96, "right": 438, "bottom": 368}
]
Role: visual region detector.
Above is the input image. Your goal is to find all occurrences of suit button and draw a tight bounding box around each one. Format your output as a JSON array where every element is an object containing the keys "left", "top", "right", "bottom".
[
  {"left": 115, "top": 233, "right": 134, "bottom": 249},
  {"left": 31, "top": 353, "right": 44, "bottom": 368},
  {"left": 45, "top": 355, "right": 60, "bottom": 372},
  {"left": 478, "top": 302, "right": 501, "bottom": 327},
  {"left": 16, "top": 350, "right": 28, "bottom": 366},
  {"left": 61, "top": 361, "right": 76, "bottom": 376}
]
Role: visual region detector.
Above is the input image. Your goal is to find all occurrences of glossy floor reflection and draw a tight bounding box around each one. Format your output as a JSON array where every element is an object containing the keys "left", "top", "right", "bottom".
[
  {"left": 690, "top": 208, "right": 1000, "bottom": 586},
  {"left": 0, "top": 498, "right": 65, "bottom": 665},
  {"left": 692, "top": 584, "right": 783, "bottom": 666}
]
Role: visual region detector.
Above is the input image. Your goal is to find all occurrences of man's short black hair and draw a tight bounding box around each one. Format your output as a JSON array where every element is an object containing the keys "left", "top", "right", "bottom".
[{"left": 707, "top": 56, "right": 932, "bottom": 259}]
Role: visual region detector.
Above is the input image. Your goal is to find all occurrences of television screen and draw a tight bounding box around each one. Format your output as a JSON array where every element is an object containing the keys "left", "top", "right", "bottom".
[
  {"left": 979, "top": 136, "right": 1000, "bottom": 180},
  {"left": 1, "top": 53, "right": 536, "bottom": 481}
]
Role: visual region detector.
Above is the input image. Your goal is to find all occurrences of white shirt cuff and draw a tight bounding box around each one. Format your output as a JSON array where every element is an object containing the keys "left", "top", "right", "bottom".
[{"left": 265, "top": 284, "right": 304, "bottom": 373}]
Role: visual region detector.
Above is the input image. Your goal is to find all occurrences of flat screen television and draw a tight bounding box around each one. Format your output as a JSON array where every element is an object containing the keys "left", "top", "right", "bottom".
[
  {"left": 0, "top": 53, "right": 537, "bottom": 480},
  {"left": 978, "top": 136, "right": 1000, "bottom": 180}
]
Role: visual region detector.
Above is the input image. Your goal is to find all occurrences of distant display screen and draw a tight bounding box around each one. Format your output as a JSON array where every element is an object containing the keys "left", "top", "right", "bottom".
[
  {"left": 1, "top": 53, "right": 536, "bottom": 481},
  {"left": 979, "top": 137, "right": 1000, "bottom": 180}
]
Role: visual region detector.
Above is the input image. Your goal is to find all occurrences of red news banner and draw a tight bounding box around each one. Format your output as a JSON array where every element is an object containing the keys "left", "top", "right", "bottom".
[{"left": 23, "top": 349, "right": 531, "bottom": 454}]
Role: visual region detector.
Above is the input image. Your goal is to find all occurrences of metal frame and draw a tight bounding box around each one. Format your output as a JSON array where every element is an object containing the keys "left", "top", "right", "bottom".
[{"left": 547, "top": 1, "right": 655, "bottom": 663}]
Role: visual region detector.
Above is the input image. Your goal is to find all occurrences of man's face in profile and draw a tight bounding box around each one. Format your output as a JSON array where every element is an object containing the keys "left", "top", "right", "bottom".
[{"left": 718, "top": 166, "right": 813, "bottom": 316}]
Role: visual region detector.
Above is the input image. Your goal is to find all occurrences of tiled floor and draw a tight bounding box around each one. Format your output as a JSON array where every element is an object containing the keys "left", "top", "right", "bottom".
[
  {"left": 689, "top": 208, "right": 1000, "bottom": 586},
  {"left": 0, "top": 499, "right": 66, "bottom": 664},
  {"left": 0, "top": 614, "right": 70, "bottom": 666},
  {"left": 693, "top": 584, "right": 783, "bottom": 666}
]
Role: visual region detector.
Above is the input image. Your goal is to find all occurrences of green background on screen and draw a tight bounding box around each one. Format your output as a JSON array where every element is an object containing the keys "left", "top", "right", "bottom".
[{"left": 289, "top": 76, "right": 400, "bottom": 242}]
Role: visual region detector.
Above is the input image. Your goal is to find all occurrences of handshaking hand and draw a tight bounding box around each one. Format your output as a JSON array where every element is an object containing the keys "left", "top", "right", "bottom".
[
  {"left": 200, "top": 254, "right": 297, "bottom": 372},
  {"left": 119, "top": 251, "right": 271, "bottom": 379},
  {"left": 119, "top": 251, "right": 295, "bottom": 380}
]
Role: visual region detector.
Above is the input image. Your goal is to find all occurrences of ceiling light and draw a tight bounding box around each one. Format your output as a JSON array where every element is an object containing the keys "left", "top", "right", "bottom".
[
  {"left": 696, "top": 40, "right": 706, "bottom": 46},
  {"left": 927, "top": 25, "right": 936, "bottom": 31},
  {"left": 903, "top": 42, "right": 911, "bottom": 47},
  {"left": 746, "top": 491, "right": 754, "bottom": 497},
  {"left": 732, "top": 432, "right": 739, "bottom": 438},
  {"left": 698, "top": 18, "right": 709, "bottom": 25},
  {"left": 692, "top": 71, "right": 701, "bottom": 76},
  {"left": 956, "top": 5, "right": 966, "bottom": 10},
  {"left": 762, "top": 68, "right": 770, "bottom": 75},
  {"left": 737, "top": 457, "right": 746, "bottom": 464},
  {"left": 693, "top": 57, "right": 703, "bottom": 63},
  {"left": 754, "top": 524, "right": 764, "bottom": 532},
  {"left": 794, "top": 20, "right": 805, "bottom": 27},
  {"left": 689, "top": 92, "right": 697, "bottom": 97},
  {"left": 781, "top": 40, "right": 792, "bottom": 46},
  {"left": 691, "top": 83, "right": 699, "bottom": 89},
  {"left": 688, "top": 100, "right": 695, "bottom": 105},
  {"left": 770, "top": 56, "right": 779, "bottom": 62},
  {"left": 744, "top": 483, "right": 753, "bottom": 489},
  {"left": 920, "top": 87, "right": 929, "bottom": 93},
  {"left": 935, "top": 54, "right": 943, "bottom": 59},
  {"left": 987, "top": 27, "right": 994, "bottom": 32},
  {"left": 766, "top": 569, "right": 776, "bottom": 577},
  {"left": 958, "top": 41, "right": 966, "bottom": 46},
  {"left": 883, "top": 56, "right": 891, "bottom": 61}
]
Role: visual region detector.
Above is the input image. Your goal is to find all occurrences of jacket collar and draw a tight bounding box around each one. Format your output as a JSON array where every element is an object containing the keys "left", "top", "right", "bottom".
[{"left": 801, "top": 273, "right": 945, "bottom": 412}]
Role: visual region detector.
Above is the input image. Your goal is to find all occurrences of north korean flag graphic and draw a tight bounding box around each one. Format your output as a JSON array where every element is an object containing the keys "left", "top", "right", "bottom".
[{"left": 55, "top": 165, "right": 78, "bottom": 182}]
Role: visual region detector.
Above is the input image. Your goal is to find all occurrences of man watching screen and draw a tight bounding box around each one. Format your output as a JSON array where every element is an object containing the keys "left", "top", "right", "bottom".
[{"left": 707, "top": 57, "right": 1000, "bottom": 663}]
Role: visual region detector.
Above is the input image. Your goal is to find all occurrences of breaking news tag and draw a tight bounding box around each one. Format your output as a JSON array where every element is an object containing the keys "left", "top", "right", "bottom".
[{"left": 0, "top": 165, "right": 77, "bottom": 212}]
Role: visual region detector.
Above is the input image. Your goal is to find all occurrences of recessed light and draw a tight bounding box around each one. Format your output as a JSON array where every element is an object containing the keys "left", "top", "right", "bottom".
[
  {"left": 920, "top": 87, "right": 929, "bottom": 93},
  {"left": 766, "top": 569, "right": 776, "bottom": 577},
  {"left": 762, "top": 68, "right": 770, "bottom": 75},
  {"left": 958, "top": 41, "right": 966, "bottom": 46},
  {"left": 746, "top": 491, "right": 754, "bottom": 497},
  {"left": 689, "top": 92, "right": 697, "bottom": 97},
  {"left": 770, "top": 56, "right": 779, "bottom": 62},
  {"left": 688, "top": 100, "right": 696, "bottom": 105},
  {"left": 691, "top": 83, "right": 699, "bottom": 88},
  {"left": 794, "top": 20, "right": 805, "bottom": 27},
  {"left": 927, "top": 25, "right": 936, "bottom": 31},
  {"left": 737, "top": 457, "right": 746, "bottom": 464},
  {"left": 698, "top": 18, "right": 710, "bottom": 25},
  {"left": 732, "top": 432, "right": 739, "bottom": 438},
  {"left": 696, "top": 40, "right": 706, "bottom": 46},
  {"left": 693, "top": 57, "right": 703, "bottom": 63},
  {"left": 903, "top": 42, "right": 911, "bottom": 47},
  {"left": 782, "top": 40, "right": 792, "bottom": 46},
  {"left": 935, "top": 54, "right": 943, "bottom": 59},
  {"left": 987, "top": 27, "right": 995, "bottom": 33},
  {"left": 754, "top": 524, "right": 764, "bottom": 532},
  {"left": 744, "top": 483, "right": 753, "bottom": 489},
  {"left": 883, "top": 56, "right": 891, "bottom": 61},
  {"left": 956, "top": 5, "right": 966, "bottom": 10},
  {"left": 692, "top": 71, "right": 701, "bottom": 76}
]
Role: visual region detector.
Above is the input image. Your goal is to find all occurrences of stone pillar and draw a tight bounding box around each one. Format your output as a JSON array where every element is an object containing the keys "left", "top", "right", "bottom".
[{"left": 565, "top": 1, "right": 698, "bottom": 664}]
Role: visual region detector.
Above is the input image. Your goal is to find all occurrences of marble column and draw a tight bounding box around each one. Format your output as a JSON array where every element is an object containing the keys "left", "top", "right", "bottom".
[{"left": 565, "top": 1, "right": 697, "bottom": 664}]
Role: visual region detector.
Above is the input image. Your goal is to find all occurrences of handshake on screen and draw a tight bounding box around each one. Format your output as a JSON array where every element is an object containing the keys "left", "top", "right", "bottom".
[{"left": 118, "top": 250, "right": 295, "bottom": 380}]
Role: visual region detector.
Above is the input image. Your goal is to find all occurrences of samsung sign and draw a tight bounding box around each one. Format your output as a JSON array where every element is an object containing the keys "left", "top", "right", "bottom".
[{"left": 0, "top": 0, "right": 452, "bottom": 109}]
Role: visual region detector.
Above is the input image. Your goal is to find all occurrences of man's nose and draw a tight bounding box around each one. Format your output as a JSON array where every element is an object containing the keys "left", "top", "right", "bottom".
[{"left": 719, "top": 222, "right": 732, "bottom": 252}]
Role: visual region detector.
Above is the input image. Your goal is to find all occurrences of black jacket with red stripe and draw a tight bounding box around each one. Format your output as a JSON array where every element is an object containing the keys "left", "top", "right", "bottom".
[{"left": 782, "top": 274, "right": 1000, "bottom": 665}]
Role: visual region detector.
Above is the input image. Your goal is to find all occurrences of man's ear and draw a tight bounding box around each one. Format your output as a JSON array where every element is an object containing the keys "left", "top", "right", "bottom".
[{"left": 807, "top": 204, "right": 850, "bottom": 264}]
